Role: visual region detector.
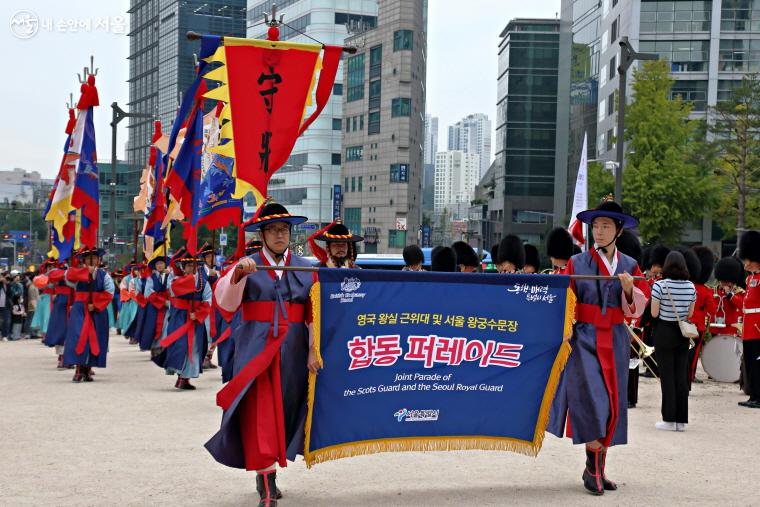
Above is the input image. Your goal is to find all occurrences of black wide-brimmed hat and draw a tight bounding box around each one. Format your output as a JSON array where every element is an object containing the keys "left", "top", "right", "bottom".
[
  {"left": 148, "top": 256, "right": 169, "bottom": 270},
  {"left": 244, "top": 202, "right": 307, "bottom": 232},
  {"left": 451, "top": 241, "right": 479, "bottom": 268},
  {"left": 244, "top": 238, "right": 263, "bottom": 256},
  {"left": 546, "top": 227, "right": 574, "bottom": 261},
  {"left": 198, "top": 242, "right": 215, "bottom": 257},
  {"left": 615, "top": 230, "right": 643, "bottom": 265},
  {"left": 738, "top": 230, "right": 760, "bottom": 263},
  {"left": 76, "top": 246, "right": 106, "bottom": 259},
  {"left": 111, "top": 268, "right": 126, "bottom": 278},
  {"left": 496, "top": 234, "right": 525, "bottom": 270},
  {"left": 692, "top": 246, "right": 715, "bottom": 285},
  {"left": 576, "top": 200, "right": 638, "bottom": 229},
  {"left": 315, "top": 222, "right": 364, "bottom": 243}
]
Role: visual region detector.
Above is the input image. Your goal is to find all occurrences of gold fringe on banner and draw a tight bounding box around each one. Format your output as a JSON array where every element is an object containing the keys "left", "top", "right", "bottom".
[{"left": 302, "top": 281, "right": 575, "bottom": 468}]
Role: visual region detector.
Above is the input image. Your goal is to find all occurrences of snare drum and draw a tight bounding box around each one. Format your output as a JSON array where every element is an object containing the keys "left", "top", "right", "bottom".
[{"left": 701, "top": 334, "right": 743, "bottom": 383}]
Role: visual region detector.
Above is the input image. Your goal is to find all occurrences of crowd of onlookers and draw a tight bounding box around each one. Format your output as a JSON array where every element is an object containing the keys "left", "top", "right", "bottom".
[{"left": 0, "top": 270, "right": 39, "bottom": 341}]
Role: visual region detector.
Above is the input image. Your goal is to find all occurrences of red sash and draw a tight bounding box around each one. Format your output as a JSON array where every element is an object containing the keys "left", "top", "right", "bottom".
[
  {"left": 148, "top": 291, "right": 169, "bottom": 344},
  {"left": 159, "top": 298, "right": 211, "bottom": 361},
  {"left": 73, "top": 291, "right": 112, "bottom": 356}
]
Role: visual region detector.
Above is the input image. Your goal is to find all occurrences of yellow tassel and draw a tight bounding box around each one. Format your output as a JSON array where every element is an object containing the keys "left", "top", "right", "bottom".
[
  {"left": 564, "top": 287, "right": 577, "bottom": 339},
  {"left": 304, "top": 281, "right": 321, "bottom": 467}
]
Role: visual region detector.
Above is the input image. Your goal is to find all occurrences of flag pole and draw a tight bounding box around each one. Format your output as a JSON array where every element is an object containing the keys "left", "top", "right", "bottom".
[{"left": 185, "top": 31, "right": 358, "bottom": 54}]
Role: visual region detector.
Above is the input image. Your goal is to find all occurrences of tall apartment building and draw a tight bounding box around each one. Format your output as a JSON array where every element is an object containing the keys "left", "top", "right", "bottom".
[
  {"left": 433, "top": 151, "right": 480, "bottom": 220},
  {"left": 447, "top": 113, "right": 492, "bottom": 179},
  {"left": 423, "top": 114, "right": 439, "bottom": 165},
  {"left": 341, "top": 0, "right": 427, "bottom": 254},
  {"left": 126, "top": 0, "right": 246, "bottom": 238},
  {"left": 496, "top": 19, "right": 561, "bottom": 245},
  {"left": 246, "top": 0, "right": 378, "bottom": 227}
]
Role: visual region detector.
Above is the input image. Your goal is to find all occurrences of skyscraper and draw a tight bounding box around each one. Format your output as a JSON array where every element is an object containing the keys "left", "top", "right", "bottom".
[
  {"left": 341, "top": 0, "right": 427, "bottom": 254},
  {"left": 126, "top": 0, "right": 246, "bottom": 237},
  {"left": 434, "top": 151, "right": 480, "bottom": 220},
  {"left": 423, "top": 114, "right": 438, "bottom": 165},
  {"left": 246, "top": 0, "right": 379, "bottom": 227},
  {"left": 447, "top": 113, "right": 492, "bottom": 179},
  {"left": 496, "top": 19, "right": 560, "bottom": 245}
]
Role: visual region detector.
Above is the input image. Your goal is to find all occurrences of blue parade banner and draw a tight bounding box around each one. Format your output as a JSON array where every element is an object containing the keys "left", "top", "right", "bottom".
[{"left": 305, "top": 269, "right": 574, "bottom": 466}]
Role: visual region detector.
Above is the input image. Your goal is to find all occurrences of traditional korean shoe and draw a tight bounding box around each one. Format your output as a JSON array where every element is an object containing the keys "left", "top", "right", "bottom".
[
  {"left": 174, "top": 376, "right": 181, "bottom": 389},
  {"left": 599, "top": 448, "right": 617, "bottom": 491},
  {"left": 56, "top": 355, "right": 65, "bottom": 369},
  {"left": 655, "top": 421, "right": 677, "bottom": 431},
  {"left": 582, "top": 446, "right": 604, "bottom": 496},
  {"left": 256, "top": 470, "right": 279, "bottom": 507},
  {"left": 84, "top": 367, "right": 94, "bottom": 382},
  {"left": 71, "top": 365, "right": 83, "bottom": 383},
  {"left": 178, "top": 378, "right": 196, "bottom": 390},
  {"left": 203, "top": 353, "right": 217, "bottom": 369}
]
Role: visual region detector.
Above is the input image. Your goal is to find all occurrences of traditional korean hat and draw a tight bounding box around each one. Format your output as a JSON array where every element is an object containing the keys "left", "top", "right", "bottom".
[
  {"left": 243, "top": 201, "right": 307, "bottom": 232},
  {"left": 111, "top": 268, "right": 126, "bottom": 278},
  {"left": 738, "top": 230, "right": 760, "bottom": 263},
  {"left": 546, "top": 227, "right": 574, "bottom": 261},
  {"left": 615, "top": 230, "right": 643, "bottom": 265},
  {"left": 692, "top": 246, "right": 715, "bottom": 285},
  {"left": 148, "top": 255, "right": 170, "bottom": 270},
  {"left": 76, "top": 246, "right": 106, "bottom": 259},
  {"left": 244, "top": 238, "right": 263, "bottom": 256},
  {"left": 314, "top": 220, "right": 364, "bottom": 243},
  {"left": 496, "top": 234, "right": 525, "bottom": 270},
  {"left": 451, "top": 241, "right": 479, "bottom": 268},
  {"left": 576, "top": 196, "right": 638, "bottom": 229}
]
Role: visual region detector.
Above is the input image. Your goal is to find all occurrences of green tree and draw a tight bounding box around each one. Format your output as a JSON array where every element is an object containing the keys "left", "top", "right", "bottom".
[
  {"left": 708, "top": 74, "right": 760, "bottom": 236},
  {"left": 587, "top": 161, "right": 614, "bottom": 207},
  {"left": 623, "top": 60, "right": 716, "bottom": 243}
]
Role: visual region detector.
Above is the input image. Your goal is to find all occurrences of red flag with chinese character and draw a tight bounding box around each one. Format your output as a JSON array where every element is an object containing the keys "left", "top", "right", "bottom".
[{"left": 203, "top": 36, "right": 342, "bottom": 200}]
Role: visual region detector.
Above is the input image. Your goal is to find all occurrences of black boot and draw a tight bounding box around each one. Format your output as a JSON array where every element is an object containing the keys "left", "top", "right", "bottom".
[
  {"left": 599, "top": 448, "right": 617, "bottom": 491},
  {"left": 71, "top": 365, "right": 83, "bottom": 383},
  {"left": 582, "top": 446, "right": 604, "bottom": 495},
  {"left": 256, "top": 470, "right": 278, "bottom": 507}
]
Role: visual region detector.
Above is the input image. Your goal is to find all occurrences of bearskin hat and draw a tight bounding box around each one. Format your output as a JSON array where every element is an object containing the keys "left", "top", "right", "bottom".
[
  {"left": 452, "top": 241, "right": 479, "bottom": 268},
  {"left": 738, "top": 230, "right": 760, "bottom": 263},
  {"left": 615, "top": 230, "right": 643, "bottom": 265},
  {"left": 546, "top": 227, "right": 574, "bottom": 261},
  {"left": 692, "top": 246, "right": 715, "bottom": 285},
  {"left": 431, "top": 246, "right": 457, "bottom": 272},
  {"left": 496, "top": 234, "right": 525, "bottom": 270}
]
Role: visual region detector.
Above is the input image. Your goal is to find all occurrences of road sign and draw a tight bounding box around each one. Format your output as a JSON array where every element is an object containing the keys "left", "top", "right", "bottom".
[
  {"left": 300, "top": 223, "right": 317, "bottom": 230},
  {"left": 219, "top": 233, "right": 228, "bottom": 246}
]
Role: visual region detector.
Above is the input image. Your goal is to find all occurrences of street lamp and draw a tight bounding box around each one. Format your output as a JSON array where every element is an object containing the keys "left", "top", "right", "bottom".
[{"left": 616, "top": 37, "right": 658, "bottom": 204}]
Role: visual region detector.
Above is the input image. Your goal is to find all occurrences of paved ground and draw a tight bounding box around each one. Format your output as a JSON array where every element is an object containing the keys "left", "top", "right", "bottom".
[{"left": 1, "top": 334, "right": 758, "bottom": 506}]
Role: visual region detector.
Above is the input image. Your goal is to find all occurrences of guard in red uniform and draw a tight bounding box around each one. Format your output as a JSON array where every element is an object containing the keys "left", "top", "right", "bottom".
[
  {"left": 689, "top": 246, "right": 717, "bottom": 387},
  {"left": 546, "top": 227, "right": 575, "bottom": 275},
  {"left": 735, "top": 231, "right": 760, "bottom": 408}
]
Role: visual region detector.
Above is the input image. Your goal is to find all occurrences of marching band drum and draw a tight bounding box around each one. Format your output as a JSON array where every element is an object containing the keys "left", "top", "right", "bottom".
[{"left": 702, "top": 284, "right": 744, "bottom": 383}]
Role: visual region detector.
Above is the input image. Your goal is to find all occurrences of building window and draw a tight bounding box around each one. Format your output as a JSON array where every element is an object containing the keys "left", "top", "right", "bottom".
[
  {"left": 332, "top": 153, "right": 341, "bottom": 165},
  {"left": 640, "top": 0, "right": 711, "bottom": 33},
  {"left": 511, "top": 210, "right": 548, "bottom": 224},
  {"left": 718, "top": 39, "right": 760, "bottom": 72},
  {"left": 332, "top": 118, "right": 342, "bottom": 131},
  {"left": 608, "top": 92, "right": 615, "bottom": 116},
  {"left": 369, "top": 44, "right": 382, "bottom": 78},
  {"left": 390, "top": 163, "right": 409, "bottom": 182},
  {"left": 347, "top": 53, "right": 365, "bottom": 102},
  {"left": 359, "top": 115, "right": 364, "bottom": 130},
  {"left": 391, "top": 98, "right": 411, "bottom": 117},
  {"left": 334, "top": 12, "right": 377, "bottom": 30},
  {"left": 388, "top": 229, "right": 407, "bottom": 248},
  {"left": 344, "top": 177, "right": 349, "bottom": 191},
  {"left": 358, "top": 176, "right": 363, "bottom": 192},
  {"left": 717, "top": 79, "right": 743, "bottom": 102},
  {"left": 638, "top": 40, "right": 709, "bottom": 72},
  {"left": 351, "top": 177, "right": 356, "bottom": 192},
  {"left": 720, "top": 1, "right": 758, "bottom": 31},
  {"left": 609, "top": 55, "right": 616, "bottom": 80},
  {"left": 333, "top": 83, "right": 343, "bottom": 95},
  {"left": 393, "top": 30, "right": 413, "bottom": 51},
  {"left": 368, "top": 111, "right": 380, "bottom": 134},
  {"left": 369, "top": 80, "right": 381, "bottom": 110},
  {"left": 611, "top": 16, "right": 619, "bottom": 43},
  {"left": 346, "top": 145, "right": 363, "bottom": 162},
  {"left": 607, "top": 128, "right": 615, "bottom": 151},
  {"left": 344, "top": 207, "right": 361, "bottom": 234},
  {"left": 671, "top": 80, "right": 708, "bottom": 110},
  {"left": 346, "top": 118, "right": 351, "bottom": 132},
  {"left": 352, "top": 116, "right": 358, "bottom": 131}
]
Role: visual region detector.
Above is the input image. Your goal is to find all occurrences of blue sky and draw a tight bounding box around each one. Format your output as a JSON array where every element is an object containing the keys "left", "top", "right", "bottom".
[{"left": 1, "top": 0, "right": 559, "bottom": 179}]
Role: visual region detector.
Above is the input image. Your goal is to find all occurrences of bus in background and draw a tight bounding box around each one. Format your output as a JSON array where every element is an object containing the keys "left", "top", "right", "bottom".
[{"left": 349, "top": 248, "right": 495, "bottom": 272}]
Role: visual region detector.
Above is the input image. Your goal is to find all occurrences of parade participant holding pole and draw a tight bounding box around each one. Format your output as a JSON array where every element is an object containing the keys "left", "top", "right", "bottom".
[
  {"left": 138, "top": 255, "right": 171, "bottom": 354},
  {"left": 118, "top": 263, "right": 140, "bottom": 339},
  {"left": 31, "top": 258, "right": 57, "bottom": 342},
  {"left": 199, "top": 242, "right": 220, "bottom": 370},
  {"left": 125, "top": 261, "right": 150, "bottom": 345},
  {"left": 734, "top": 230, "right": 760, "bottom": 408},
  {"left": 43, "top": 261, "right": 73, "bottom": 369},
  {"left": 62, "top": 247, "right": 115, "bottom": 382},
  {"left": 548, "top": 198, "right": 648, "bottom": 496},
  {"left": 206, "top": 201, "right": 316, "bottom": 507},
  {"left": 157, "top": 251, "right": 211, "bottom": 390},
  {"left": 110, "top": 269, "right": 125, "bottom": 331}
]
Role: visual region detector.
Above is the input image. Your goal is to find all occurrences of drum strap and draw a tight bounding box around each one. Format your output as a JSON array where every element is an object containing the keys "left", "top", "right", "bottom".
[{"left": 744, "top": 308, "right": 760, "bottom": 315}]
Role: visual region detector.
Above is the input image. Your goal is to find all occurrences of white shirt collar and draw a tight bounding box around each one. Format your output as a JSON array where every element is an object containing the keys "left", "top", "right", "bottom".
[
  {"left": 594, "top": 244, "right": 618, "bottom": 275},
  {"left": 261, "top": 247, "right": 288, "bottom": 278}
]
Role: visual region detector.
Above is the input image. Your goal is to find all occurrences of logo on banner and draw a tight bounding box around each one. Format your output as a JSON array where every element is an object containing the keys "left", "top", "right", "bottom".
[
  {"left": 394, "top": 408, "right": 440, "bottom": 422},
  {"left": 331, "top": 277, "right": 366, "bottom": 303}
]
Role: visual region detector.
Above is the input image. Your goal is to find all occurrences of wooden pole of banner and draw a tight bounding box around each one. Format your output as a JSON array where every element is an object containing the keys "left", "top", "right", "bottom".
[
  {"left": 184, "top": 31, "right": 358, "bottom": 54},
  {"left": 236, "top": 264, "right": 645, "bottom": 281}
]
